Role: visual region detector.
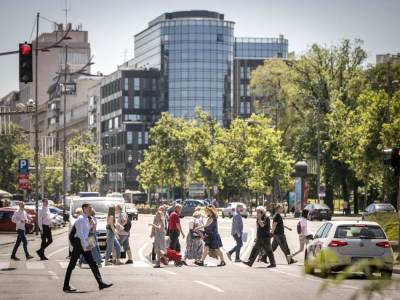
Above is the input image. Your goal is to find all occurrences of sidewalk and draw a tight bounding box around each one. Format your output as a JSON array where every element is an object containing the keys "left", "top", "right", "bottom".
[{"left": 0, "top": 226, "right": 69, "bottom": 246}]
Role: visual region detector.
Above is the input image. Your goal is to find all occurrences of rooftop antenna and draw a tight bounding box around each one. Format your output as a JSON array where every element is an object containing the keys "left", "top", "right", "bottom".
[
  {"left": 62, "top": 0, "right": 71, "bottom": 29},
  {"left": 123, "top": 48, "right": 128, "bottom": 62}
]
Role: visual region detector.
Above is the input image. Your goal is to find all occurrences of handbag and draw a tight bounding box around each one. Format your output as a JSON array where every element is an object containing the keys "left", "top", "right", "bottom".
[{"left": 241, "top": 232, "right": 248, "bottom": 243}]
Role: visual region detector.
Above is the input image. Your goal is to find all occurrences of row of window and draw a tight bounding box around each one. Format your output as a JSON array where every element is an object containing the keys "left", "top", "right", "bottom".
[
  {"left": 161, "top": 20, "right": 234, "bottom": 28},
  {"left": 124, "top": 114, "right": 159, "bottom": 123},
  {"left": 101, "top": 79, "right": 121, "bottom": 98},
  {"left": 239, "top": 101, "right": 251, "bottom": 114},
  {"left": 166, "top": 43, "right": 232, "bottom": 52},
  {"left": 123, "top": 96, "right": 160, "bottom": 110},
  {"left": 169, "top": 81, "right": 227, "bottom": 89},
  {"left": 235, "top": 49, "right": 284, "bottom": 59},
  {"left": 169, "top": 89, "right": 228, "bottom": 99},
  {"left": 169, "top": 71, "right": 229, "bottom": 81},
  {"left": 240, "top": 84, "right": 251, "bottom": 97},
  {"left": 163, "top": 33, "right": 234, "bottom": 44},
  {"left": 126, "top": 131, "right": 149, "bottom": 145},
  {"left": 101, "top": 97, "right": 121, "bottom": 115}
]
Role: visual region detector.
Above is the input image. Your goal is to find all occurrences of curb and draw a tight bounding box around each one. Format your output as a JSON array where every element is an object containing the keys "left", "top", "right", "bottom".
[{"left": 0, "top": 226, "right": 69, "bottom": 246}]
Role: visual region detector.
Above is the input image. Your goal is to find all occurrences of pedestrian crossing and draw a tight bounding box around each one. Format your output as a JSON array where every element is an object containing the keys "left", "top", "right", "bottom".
[{"left": 0, "top": 259, "right": 153, "bottom": 272}]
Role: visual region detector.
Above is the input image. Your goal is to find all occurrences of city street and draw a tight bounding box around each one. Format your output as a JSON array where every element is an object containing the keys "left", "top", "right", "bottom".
[{"left": 1, "top": 214, "right": 399, "bottom": 300}]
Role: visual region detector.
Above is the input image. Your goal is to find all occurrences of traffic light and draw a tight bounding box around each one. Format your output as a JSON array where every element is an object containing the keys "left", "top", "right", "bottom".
[
  {"left": 19, "top": 42, "right": 33, "bottom": 83},
  {"left": 384, "top": 147, "right": 400, "bottom": 176}
]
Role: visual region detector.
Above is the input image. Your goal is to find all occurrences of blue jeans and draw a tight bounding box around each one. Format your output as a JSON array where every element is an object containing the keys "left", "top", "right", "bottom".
[
  {"left": 12, "top": 229, "right": 30, "bottom": 257},
  {"left": 105, "top": 229, "right": 121, "bottom": 260},
  {"left": 80, "top": 235, "right": 102, "bottom": 265},
  {"left": 228, "top": 234, "right": 243, "bottom": 259}
]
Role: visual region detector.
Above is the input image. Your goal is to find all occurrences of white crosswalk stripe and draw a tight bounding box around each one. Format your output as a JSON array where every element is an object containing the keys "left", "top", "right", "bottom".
[
  {"left": 0, "top": 261, "right": 10, "bottom": 269},
  {"left": 132, "top": 260, "right": 150, "bottom": 268},
  {"left": 26, "top": 261, "right": 45, "bottom": 270}
]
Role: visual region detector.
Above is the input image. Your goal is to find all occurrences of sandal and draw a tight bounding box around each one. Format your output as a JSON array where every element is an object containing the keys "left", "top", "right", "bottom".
[{"left": 217, "top": 261, "right": 226, "bottom": 267}]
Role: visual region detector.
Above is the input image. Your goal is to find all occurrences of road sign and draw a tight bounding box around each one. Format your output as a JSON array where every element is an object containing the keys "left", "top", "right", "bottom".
[{"left": 18, "top": 159, "right": 29, "bottom": 174}]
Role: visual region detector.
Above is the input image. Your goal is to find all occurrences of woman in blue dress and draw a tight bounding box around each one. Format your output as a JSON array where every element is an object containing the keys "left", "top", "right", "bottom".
[{"left": 195, "top": 205, "right": 226, "bottom": 267}]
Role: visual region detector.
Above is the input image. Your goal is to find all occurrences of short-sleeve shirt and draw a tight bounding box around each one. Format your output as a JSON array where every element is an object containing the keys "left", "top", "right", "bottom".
[
  {"left": 273, "top": 213, "right": 284, "bottom": 235},
  {"left": 168, "top": 211, "right": 180, "bottom": 232}
]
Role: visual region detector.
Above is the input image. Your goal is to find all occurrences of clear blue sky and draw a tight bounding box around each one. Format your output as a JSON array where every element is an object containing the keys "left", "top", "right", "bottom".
[{"left": 1, "top": 0, "right": 399, "bottom": 97}]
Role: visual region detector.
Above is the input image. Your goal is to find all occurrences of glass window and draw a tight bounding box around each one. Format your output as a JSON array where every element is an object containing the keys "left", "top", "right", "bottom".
[
  {"left": 134, "top": 96, "right": 140, "bottom": 109},
  {"left": 127, "top": 131, "right": 132, "bottom": 144},
  {"left": 108, "top": 119, "right": 113, "bottom": 130},
  {"left": 124, "top": 78, "right": 128, "bottom": 91},
  {"left": 134, "top": 78, "right": 140, "bottom": 91},
  {"left": 144, "top": 131, "right": 149, "bottom": 144},
  {"left": 240, "top": 84, "right": 245, "bottom": 97},
  {"left": 314, "top": 224, "right": 327, "bottom": 239},
  {"left": 321, "top": 223, "right": 333, "bottom": 238},
  {"left": 124, "top": 96, "right": 129, "bottom": 109},
  {"left": 138, "top": 131, "right": 143, "bottom": 145},
  {"left": 114, "top": 117, "right": 119, "bottom": 129}
]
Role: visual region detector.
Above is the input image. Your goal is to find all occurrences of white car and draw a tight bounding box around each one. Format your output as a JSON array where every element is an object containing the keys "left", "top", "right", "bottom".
[
  {"left": 305, "top": 221, "right": 394, "bottom": 278},
  {"left": 222, "top": 202, "right": 248, "bottom": 218},
  {"left": 69, "top": 197, "right": 126, "bottom": 250}
]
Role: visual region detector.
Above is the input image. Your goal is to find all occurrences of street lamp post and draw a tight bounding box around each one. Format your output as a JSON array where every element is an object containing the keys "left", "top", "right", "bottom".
[
  {"left": 62, "top": 45, "right": 68, "bottom": 218},
  {"left": 34, "top": 12, "right": 40, "bottom": 235}
]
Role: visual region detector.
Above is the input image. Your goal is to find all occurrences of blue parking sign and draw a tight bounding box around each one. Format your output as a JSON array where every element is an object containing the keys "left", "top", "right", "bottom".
[{"left": 18, "top": 159, "right": 29, "bottom": 174}]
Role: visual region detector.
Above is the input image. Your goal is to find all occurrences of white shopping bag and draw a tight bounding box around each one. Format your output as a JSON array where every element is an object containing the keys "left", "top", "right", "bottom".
[{"left": 241, "top": 232, "right": 248, "bottom": 243}]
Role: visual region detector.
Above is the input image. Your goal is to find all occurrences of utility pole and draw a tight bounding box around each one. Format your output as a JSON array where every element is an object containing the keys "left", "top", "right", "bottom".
[
  {"left": 62, "top": 44, "right": 68, "bottom": 218},
  {"left": 34, "top": 12, "right": 40, "bottom": 235}
]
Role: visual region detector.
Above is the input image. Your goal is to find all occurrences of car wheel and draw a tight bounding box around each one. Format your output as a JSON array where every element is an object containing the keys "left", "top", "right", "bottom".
[
  {"left": 304, "top": 251, "right": 314, "bottom": 275},
  {"left": 381, "top": 270, "right": 392, "bottom": 279}
]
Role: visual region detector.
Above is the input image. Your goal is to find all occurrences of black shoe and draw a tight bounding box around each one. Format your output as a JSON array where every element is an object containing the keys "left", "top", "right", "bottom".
[
  {"left": 99, "top": 282, "right": 113, "bottom": 290},
  {"left": 125, "top": 260, "right": 133, "bottom": 264},
  {"left": 11, "top": 256, "right": 20, "bottom": 261},
  {"left": 217, "top": 261, "right": 226, "bottom": 267},
  {"left": 26, "top": 255, "right": 34, "bottom": 260},
  {"left": 235, "top": 258, "right": 242, "bottom": 263},
  {"left": 181, "top": 260, "right": 188, "bottom": 266},
  {"left": 242, "top": 261, "right": 252, "bottom": 267},
  {"left": 194, "top": 260, "right": 204, "bottom": 266},
  {"left": 288, "top": 259, "right": 297, "bottom": 265},
  {"left": 267, "top": 264, "right": 277, "bottom": 268},
  {"left": 63, "top": 286, "right": 77, "bottom": 293},
  {"left": 36, "top": 250, "right": 44, "bottom": 259},
  {"left": 153, "top": 264, "right": 161, "bottom": 268},
  {"left": 40, "top": 256, "right": 49, "bottom": 261}
]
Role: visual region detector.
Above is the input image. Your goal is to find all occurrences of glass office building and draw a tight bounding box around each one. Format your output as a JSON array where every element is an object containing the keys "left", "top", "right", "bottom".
[{"left": 129, "top": 11, "right": 234, "bottom": 124}]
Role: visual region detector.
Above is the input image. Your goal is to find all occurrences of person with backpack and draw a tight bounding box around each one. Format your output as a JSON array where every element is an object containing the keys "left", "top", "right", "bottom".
[
  {"left": 63, "top": 203, "right": 112, "bottom": 293},
  {"left": 116, "top": 204, "right": 133, "bottom": 264},
  {"left": 288, "top": 209, "right": 310, "bottom": 260}
]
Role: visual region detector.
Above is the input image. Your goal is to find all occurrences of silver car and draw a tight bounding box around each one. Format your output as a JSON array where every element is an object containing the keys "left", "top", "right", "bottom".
[
  {"left": 222, "top": 202, "right": 248, "bottom": 218},
  {"left": 305, "top": 221, "right": 394, "bottom": 278}
]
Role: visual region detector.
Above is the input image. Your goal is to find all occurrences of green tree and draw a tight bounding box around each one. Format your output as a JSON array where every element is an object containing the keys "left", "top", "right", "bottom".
[{"left": 68, "top": 132, "right": 105, "bottom": 194}]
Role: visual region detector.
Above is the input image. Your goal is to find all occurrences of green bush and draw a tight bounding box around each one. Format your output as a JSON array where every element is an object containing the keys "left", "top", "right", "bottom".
[{"left": 365, "top": 212, "right": 399, "bottom": 241}]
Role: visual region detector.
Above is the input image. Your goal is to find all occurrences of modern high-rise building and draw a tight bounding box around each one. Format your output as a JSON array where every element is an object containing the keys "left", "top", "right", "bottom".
[
  {"left": 129, "top": 10, "right": 234, "bottom": 125},
  {"left": 233, "top": 36, "right": 288, "bottom": 118}
]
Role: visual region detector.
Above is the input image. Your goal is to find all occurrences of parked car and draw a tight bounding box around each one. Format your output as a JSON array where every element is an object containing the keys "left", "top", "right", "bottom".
[
  {"left": 69, "top": 197, "right": 126, "bottom": 251},
  {"left": 49, "top": 206, "right": 70, "bottom": 223},
  {"left": 125, "top": 203, "right": 138, "bottom": 221},
  {"left": 106, "top": 192, "right": 124, "bottom": 199},
  {"left": 221, "top": 202, "right": 249, "bottom": 218},
  {"left": 0, "top": 207, "right": 35, "bottom": 233},
  {"left": 167, "top": 199, "right": 206, "bottom": 217},
  {"left": 362, "top": 203, "right": 397, "bottom": 220},
  {"left": 304, "top": 203, "right": 332, "bottom": 221},
  {"left": 79, "top": 192, "right": 100, "bottom": 198},
  {"left": 305, "top": 221, "right": 394, "bottom": 278}
]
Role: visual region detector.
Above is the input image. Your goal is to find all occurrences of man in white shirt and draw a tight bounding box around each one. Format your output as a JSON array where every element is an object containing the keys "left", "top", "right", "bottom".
[
  {"left": 37, "top": 198, "right": 52, "bottom": 260},
  {"left": 63, "top": 202, "right": 113, "bottom": 293},
  {"left": 11, "top": 202, "right": 34, "bottom": 261}
]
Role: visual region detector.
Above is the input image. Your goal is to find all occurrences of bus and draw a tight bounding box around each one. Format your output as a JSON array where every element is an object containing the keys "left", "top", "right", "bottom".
[{"left": 123, "top": 190, "right": 147, "bottom": 204}]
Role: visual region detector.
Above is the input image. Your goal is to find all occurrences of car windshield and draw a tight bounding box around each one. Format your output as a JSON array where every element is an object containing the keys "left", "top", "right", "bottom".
[
  {"left": 375, "top": 204, "right": 395, "bottom": 212},
  {"left": 334, "top": 225, "right": 386, "bottom": 239},
  {"left": 70, "top": 200, "right": 121, "bottom": 218},
  {"left": 314, "top": 204, "right": 329, "bottom": 209}
]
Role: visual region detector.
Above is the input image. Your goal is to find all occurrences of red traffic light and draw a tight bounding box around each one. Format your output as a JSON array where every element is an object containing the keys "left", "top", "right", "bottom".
[{"left": 20, "top": 43, "right": 32, "bottom": 56}]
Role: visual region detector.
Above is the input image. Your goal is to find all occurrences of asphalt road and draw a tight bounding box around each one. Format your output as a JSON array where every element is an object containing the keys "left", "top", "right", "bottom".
[{"left": 0, "top": 214, "right": 399, "bottom": 300}]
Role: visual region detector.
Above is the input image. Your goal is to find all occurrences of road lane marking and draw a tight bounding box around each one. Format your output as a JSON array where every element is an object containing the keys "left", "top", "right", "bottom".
[
  {"left": 132, "top": 261, "right": 151, "bottom": 268},
  {"left": 138, "top": 242, "right": 150, "bottom": 262},
  {"left": 26, "top": 261, "right": 45, "bottom": 270},
  {"left": 48, "top": 270, "right": 59, "bottom": 280},
  {"left": 160, "top": 269, "right": 176, "bottom": 275},
  {"left": 47, "top": 246, "right": 68, "bottom": 258},
  {"left": 0, "top": 262, "right": 10, "bottom": 269},
  {"left": 194, "top": 281, "right": 224, "bottom": 293},
  {"left": 59, "top": 261, "right": 69, "bottom": 269}
]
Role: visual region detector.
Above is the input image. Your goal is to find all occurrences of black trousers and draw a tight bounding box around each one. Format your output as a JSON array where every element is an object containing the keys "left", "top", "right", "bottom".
[
  {"left": 63, "top": 238, "right": 102, "bottom": 288},
  {"left": 169, "top": 230, "right": 181, "bottom": 252},
  {"left": 39, "top": 225, "right": 52, "bottom": 254},
  {"left": 248, "top": 237, "right": 275, "bottom": 266},
  {"left": 272, "top": 234, "right": 291, "bottom": 257}
]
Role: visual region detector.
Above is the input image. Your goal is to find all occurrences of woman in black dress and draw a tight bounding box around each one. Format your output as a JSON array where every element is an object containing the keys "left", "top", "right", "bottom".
[{"left": 195, "top": 205, "right": 226, "bottom": 267}]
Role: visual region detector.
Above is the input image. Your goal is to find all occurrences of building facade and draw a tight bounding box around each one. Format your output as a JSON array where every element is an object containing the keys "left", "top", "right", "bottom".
[
  {"left": 100, "top": 69, "right": 164, "bottom": 192},
  {"left": 233, "top": 36, "right": 288, "bottom": 118}
]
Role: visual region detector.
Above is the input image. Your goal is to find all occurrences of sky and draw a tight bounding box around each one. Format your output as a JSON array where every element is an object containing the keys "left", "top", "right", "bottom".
[{"left": 1, "top": 0, "right": 400, "bottom": 97}]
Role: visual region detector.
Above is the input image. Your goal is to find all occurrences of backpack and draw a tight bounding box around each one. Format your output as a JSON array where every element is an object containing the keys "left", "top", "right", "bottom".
[
  {"left": 296, "top": 221, "right": 302, "bottom": 234},
  {"left": 69, "top": 224, "right": 76, "bottom": 245},
  {"left": 123, "top": 217, "right": 132, "bottom": 232}
]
